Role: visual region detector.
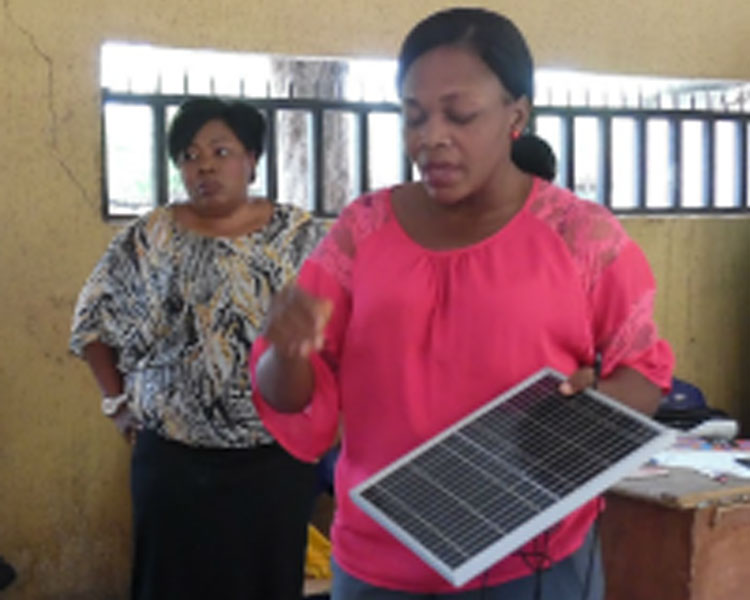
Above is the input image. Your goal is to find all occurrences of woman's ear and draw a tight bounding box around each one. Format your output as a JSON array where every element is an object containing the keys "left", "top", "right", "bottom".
[
  {"left": 510, "top": 95, "right": 531, "bottom": 137},
  {"left": 246, "top": 151, "right": 258, "bottom": 184}
]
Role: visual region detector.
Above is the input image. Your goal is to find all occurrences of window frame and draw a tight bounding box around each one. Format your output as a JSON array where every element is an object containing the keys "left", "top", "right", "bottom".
[{"left": 101, "top": 90, "right": 750, "bottom": 220}]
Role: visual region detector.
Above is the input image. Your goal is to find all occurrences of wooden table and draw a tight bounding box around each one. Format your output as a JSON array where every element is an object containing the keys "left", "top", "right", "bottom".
[{"left": 601, "top": 466, "right": 750, "bottom": 600}]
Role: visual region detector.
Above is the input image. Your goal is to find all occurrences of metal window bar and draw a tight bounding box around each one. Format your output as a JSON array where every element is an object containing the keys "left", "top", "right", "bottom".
[
  {"left": 705, "top": 118, "right": 715, "bottom": 208},
  {"left": 669, "top": 117, "right": 681, "bottom": 210},
  {"left": 153, "top": 106, "right": 168, "bottom": 208},
  {"left": 265, "top": 106, "right": 278, "bottom": 201},
  {"left": 312, "top": 107, "right": 324, "bottom": 215},
  {"left": 562, "top": 114, "right": 575, "bottom": 190},
  {"left": 598, "top": 115, "right": 612, "bottom": 208},
  {"left": 101, "top": 90, "right": 750, "bottom": 219},
  {"left": 738, "top": 122, "right": 748, "bottom": 207},
  {"left": 635, "top": 116, "right": 647, "bottom": 211},
  {"left": 358, "top": 111, "right": 370, "bottom": 194}
]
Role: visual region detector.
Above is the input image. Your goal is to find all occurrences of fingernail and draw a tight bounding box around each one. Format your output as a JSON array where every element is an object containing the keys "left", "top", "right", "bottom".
[{"left": 559, "top": 382, "right": 573, "bottom": 395}]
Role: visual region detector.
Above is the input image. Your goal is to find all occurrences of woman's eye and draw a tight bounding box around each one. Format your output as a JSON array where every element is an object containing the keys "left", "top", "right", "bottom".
[
  {"left": 405, "top": 113, "right": 426, "bottom": 128},
  {"left": 447, "top": 112, "right": 477, "bottom": 125},
  {"left": 216, "top": 147, "right": 230, "bottom": 157},
  {"left": 403, "top": 104, "right": 426, "bottom": 128},
  {"left": 181, "top": 150, "right": 198, "bottom": 162}
]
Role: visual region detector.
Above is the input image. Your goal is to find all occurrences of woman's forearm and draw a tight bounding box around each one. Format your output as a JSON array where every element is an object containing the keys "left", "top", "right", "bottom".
[
  {"left": 598, "top": 365, "right": 662, "bottom": 416},
  {"left": 81, "top": 341, "right": 124, "bottom": 397},
  {"left": 255, "top": 346, "right": 315, "bottom": 413}
]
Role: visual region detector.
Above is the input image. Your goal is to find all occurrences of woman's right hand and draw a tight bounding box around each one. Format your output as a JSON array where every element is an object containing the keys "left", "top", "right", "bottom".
[
  {"left": 264, "top": 283, "right": 333, "bottom": 359},
  {"left": 111, "top": 406, "right": 142, "bottom": 444}
]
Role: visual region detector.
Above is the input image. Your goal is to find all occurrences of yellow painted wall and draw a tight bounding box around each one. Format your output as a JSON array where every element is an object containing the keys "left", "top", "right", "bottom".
[
  {"left": 0, "top": 1, "right": 748, "bottom": 597},
  {"left": 624, "top": 217, "right": 750, "bottom": 426}
]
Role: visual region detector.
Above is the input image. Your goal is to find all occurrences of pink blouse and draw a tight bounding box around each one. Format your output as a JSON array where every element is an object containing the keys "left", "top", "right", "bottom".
[{"left": 250, "top": 178, "right": 674, "bottom": 593}]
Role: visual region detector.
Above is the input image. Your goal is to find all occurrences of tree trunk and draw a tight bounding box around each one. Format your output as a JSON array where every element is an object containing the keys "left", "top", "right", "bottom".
[{"left": 270, "top": 59, "right": 354, "bottom": 214}]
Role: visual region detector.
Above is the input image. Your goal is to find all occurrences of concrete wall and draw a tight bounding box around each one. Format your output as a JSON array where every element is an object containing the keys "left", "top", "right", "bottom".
[{"left": 1, "top": 1, "right": 748, "bottom": 597}]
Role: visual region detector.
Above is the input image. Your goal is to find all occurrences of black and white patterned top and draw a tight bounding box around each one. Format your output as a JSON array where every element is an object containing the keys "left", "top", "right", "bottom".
[{"left": 70, "top": 203, "right": 327, "bottom": 449}]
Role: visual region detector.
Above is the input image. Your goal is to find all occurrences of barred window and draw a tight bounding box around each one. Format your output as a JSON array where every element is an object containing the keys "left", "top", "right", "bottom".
[{"left": 101, "top": 42, "right": 750, "bottom": 219}]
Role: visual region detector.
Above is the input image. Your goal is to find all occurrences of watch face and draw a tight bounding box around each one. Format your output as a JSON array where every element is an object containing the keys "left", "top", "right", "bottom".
[{"left": 102, "top": 394, "right": 128, "bottom": 416}]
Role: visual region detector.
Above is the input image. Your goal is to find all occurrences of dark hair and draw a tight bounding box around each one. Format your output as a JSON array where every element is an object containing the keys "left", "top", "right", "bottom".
[
  {"left": 167, "top": 97, "right": 266, "bottom": 163},
  {"left": 396, "top": 8, "right": 534, "bottom": 102},
  {"left": 511, "top": 134, "right": 556, "bottom": 181}
]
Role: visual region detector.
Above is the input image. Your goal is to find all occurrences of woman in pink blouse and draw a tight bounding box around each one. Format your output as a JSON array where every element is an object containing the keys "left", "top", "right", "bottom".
[{"left": 252, "top": 8, "right": 673, "bottom": 599}]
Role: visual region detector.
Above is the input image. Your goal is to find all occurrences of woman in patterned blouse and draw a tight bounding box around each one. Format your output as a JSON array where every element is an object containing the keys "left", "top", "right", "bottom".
[{"left": 70, "top": 98, "right": 326, "bottom": 600}]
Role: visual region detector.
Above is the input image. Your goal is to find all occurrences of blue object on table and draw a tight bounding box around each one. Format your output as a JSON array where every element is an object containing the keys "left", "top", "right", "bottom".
[
  {"left": 655, "top": 377, "right": 731, "bottom": 431},
  {"left": 659, "top": 378, "right": 707, "bottom": 412}
]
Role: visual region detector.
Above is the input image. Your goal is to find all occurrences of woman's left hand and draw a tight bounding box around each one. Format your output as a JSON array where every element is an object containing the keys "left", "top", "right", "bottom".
[
  {"left": 558, "top": 364, "right": 662, "bottom": 415},
  {"left": 559, "top": 365, "right": 597, "bottom": 396}
]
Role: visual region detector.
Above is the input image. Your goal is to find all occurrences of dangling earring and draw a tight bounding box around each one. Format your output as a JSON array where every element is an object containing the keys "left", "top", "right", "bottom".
[{"left": 511, "top": 130, "right": 521, "bottom": 141}]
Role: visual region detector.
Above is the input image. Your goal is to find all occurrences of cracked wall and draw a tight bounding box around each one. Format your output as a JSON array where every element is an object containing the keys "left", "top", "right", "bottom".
[{"left": 0, "top": 0, "right": 749, "bottom": 598}]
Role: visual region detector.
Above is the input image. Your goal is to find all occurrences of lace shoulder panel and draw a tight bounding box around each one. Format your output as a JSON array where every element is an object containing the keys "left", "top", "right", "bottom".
[
  {"left": 528, "top": 182, "right": 628, "bottom": 293},
  {"left": 309, "top": 189, "right": 392, "bottom": 291}
]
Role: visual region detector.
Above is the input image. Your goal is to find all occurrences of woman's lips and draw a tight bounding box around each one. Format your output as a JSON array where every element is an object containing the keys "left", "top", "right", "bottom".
[
  {"left": 420, "top": 163, "right": 459, "bottom": 187},
  {"left": 197, "top": 180, "right": 221, "bottom": 196}
]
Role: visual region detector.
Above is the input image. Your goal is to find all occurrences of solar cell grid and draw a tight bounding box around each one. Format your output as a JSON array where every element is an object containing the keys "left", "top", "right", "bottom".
[{"left": 352, "top": 368, "right": 675, "bottom": 586}]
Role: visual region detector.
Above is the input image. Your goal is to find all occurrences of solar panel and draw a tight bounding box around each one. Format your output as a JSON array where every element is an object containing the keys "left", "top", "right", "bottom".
[{"left": 350, "top": 367, "right": 675, "bottom": 587}]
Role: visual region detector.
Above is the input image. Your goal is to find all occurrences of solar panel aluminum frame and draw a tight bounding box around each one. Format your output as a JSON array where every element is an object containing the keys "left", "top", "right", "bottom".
[{"left": 350, "top": 367, "right": 676, "bottom": 588}]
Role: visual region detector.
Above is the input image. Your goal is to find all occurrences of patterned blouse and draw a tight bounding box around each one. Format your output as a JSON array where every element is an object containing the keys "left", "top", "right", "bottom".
[{"left": 70, "top": 203, "right": 327, "bottom": 449}]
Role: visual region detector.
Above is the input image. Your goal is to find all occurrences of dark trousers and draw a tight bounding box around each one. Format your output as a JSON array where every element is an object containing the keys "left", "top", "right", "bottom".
[
  {"left": 0, "top": 556, "right": 15, "bottom": 590},
  {"left": 331, "top": 524, "right": 605, "bottom": 600},
  {"left": 130, "top": 430, "right": 316, "bottom": 600}
]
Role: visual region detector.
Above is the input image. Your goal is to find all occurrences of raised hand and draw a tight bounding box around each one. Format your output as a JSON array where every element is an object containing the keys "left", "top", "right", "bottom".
[{"left": 263, "top": 283, "right": 333, "bottom": 359}]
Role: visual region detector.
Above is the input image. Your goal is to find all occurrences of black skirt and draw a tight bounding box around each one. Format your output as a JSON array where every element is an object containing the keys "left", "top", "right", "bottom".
[{"left": 130, "top": 429, "right": 316, "bottom": 600}]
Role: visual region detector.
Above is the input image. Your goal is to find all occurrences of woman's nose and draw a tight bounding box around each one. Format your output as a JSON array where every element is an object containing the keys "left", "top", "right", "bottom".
[
  {"left": 419, "top": 119, "right": 452, "bottom": 149},
  {"left": 197, "top": 153, "right": 215, "bottom": 172}
]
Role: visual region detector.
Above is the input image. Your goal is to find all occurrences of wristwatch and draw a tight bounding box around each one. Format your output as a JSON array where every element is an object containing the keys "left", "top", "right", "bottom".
[{"left": 101, "top": 392, "right": 130, "bottom": 417}]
